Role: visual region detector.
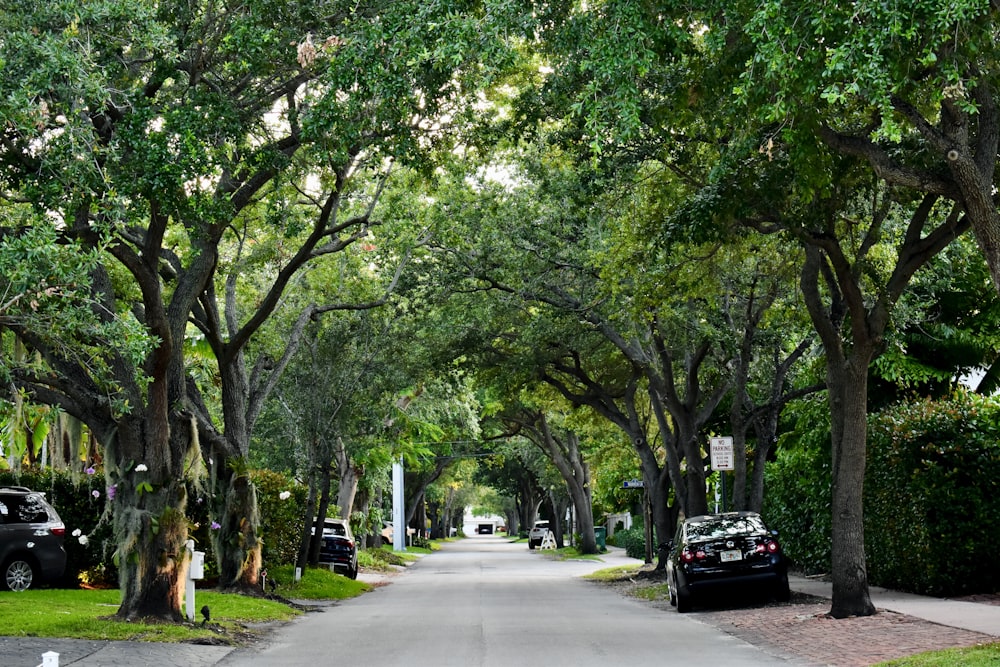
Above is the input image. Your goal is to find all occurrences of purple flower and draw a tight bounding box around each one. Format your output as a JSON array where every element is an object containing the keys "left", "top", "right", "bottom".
[
  {"left": 85, "top": 466, "right": 96, "bottom": 475},
  {"left": 211, "top": 521, "right": 221, "bottom": 530},
  {"left": 107, "top": 485, "right": 117, "bottom": 501},
  {"left": 91, "top": 490, "right": 100, "bottom": 499}
]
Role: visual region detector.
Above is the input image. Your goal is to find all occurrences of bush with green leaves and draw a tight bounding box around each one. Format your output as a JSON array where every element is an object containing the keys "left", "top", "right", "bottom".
[
  {"left": 609, "top": 525, "right": 649, "bottom": 560},
  {"left": 250, "top": 469, "right": 307, "bottom": 568},
  {"left": 866, "top": 391, "right": 1000, "bottom": 596},
  {"left": 762, "top": 397, "right": 832, "bottom": 575}
]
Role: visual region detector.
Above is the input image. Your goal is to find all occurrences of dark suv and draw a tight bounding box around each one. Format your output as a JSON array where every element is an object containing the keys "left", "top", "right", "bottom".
[
  {"left": 665, "top": 511, "right": 789, "bottom": 612},
  {"left": 317, "top": 517, "right": 358, "bottom": 579},
  {"left": 0, "top": 486, "right": 67, "bottom": 591}
]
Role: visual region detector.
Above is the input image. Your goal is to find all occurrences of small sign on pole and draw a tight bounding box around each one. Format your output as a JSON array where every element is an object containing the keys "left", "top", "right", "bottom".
[
  {"left": 622, "top": 479, "right": 644, "bottom": 489},
  {"left": 710, "top": 436, "right": 734, "bottom": 471}
]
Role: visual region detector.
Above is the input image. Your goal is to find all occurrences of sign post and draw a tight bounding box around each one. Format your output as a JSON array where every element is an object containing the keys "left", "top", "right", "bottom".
[
  {"left": 709, "top": 437, "right": 734, "bottom": 512},
  {"left": 392, "top": 456, "right": 406, "bottom": 551}
]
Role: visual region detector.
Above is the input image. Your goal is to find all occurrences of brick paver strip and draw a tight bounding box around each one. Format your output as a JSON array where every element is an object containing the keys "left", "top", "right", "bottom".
[{"left": 701, "top": 601, "right": 995, "bottom": 667}]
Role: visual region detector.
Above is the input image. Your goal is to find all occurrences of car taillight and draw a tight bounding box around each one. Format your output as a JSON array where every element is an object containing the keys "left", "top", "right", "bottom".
[
  {"left": 681, "top": 547, "right": 706, "bottom": 562},
  {"left": 754, "top": 538, "right": 781, "bottom": 554},
  {"left": 50, "top": 526, "right": 65, "bottom": 536}
]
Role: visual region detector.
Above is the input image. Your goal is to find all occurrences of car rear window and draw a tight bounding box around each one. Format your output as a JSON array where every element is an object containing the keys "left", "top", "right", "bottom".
[
  {"left": 685, "top": 515, "right": 767, "bottom": 541},
  {"left": 0, "top": 494, "right": 50, "bottom": 524}
]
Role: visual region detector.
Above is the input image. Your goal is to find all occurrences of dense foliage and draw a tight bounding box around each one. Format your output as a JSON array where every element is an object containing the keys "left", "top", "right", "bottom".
[
  {"left": 609, "top": 524, "right": 653, "bottom": 562},
  {"left": 762, "top": 398, "right": 833, "bottom": 575},
  {"left": 766, "top": 391, "right": 1000, "bottom": 597},
  {"left": 0, "top": 467, "right": 307, "bottom": 588},
  {"left": 866, "top": 392, "right": 1000, "bottom": 596}
]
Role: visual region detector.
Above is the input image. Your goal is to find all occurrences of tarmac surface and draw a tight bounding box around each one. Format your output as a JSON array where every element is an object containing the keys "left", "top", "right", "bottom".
[{"left": 2, "top": 549, "right": 998, "bottom": 667}]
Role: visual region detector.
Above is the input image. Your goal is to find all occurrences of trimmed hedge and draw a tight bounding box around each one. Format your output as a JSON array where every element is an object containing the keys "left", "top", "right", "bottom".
[
  {"left": 762, "top": 397, "right": 833, "bottom": 575},
  {"left": 866, "top": 392, "right": 1000, "bottom": 596},
  {"left": 766, "top": 391, "right": 1000, "bottom": 596},
  {"left": 610, "top": 525, "right": 649, "bottom": 560}
]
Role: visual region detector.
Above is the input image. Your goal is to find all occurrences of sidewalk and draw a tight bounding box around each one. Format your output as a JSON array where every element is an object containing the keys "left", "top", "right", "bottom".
[
  {"left": 790, "top": 574, "right": 1000, "bottom": 637},
  {"left": 696, "top": 575, "right": 1000, "bottom": 666}
]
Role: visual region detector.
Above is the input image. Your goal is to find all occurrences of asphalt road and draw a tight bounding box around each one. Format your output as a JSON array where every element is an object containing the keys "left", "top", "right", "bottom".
[{"left": 219, "top": 535, "right": 806, "bottom": 667}]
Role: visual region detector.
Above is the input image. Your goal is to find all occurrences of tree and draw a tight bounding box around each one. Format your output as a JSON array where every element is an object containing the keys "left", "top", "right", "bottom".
[
  {"left": 738, "top": 1, "right": 1000, "bottom": 295},
  {"left": 0, "top": 0, "right": 521, "bottom": 620},
  {"left": 474, "top": 438, "right": 550, "bottom": 535},
  {"left": 504, "top": 0, "right": 979, "bottom": 618}
]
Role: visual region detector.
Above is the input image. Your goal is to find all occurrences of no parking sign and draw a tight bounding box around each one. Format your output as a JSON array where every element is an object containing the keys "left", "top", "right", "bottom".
[{"left": 710, "top": 436, "right": 734, "bottom": 471}]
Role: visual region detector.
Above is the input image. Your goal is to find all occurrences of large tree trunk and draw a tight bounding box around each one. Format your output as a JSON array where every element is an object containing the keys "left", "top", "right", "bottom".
[
  {"left": 334, "top": 437, "right": 360, "bottom": 519},
  {"left": 109, "top": 411, "right": 194, "bottom": 621},
  {"left": 536, "top": 418, "right": 598, "bottom": 554},
  {"left": 212, "top": 458, "right": 262, "bottom": 592},
  {"left": 308, "top": 466, "right": 334, "bottom": 565},
  {"left": 800, "top": 245, "right": 876, "bottom": 618},
  {"left": 826, "top": 356, "right": 876, "bottom": 618}
]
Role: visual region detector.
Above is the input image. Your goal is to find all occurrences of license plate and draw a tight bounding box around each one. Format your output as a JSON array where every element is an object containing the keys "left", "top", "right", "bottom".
[{"left": 720, "top": 549, "right": 742, "bottom": 562}]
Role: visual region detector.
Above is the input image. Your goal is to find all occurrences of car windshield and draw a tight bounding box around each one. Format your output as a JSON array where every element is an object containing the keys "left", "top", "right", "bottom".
[{"left": 685, "top": 515, "right": 767, "bottom": 541}]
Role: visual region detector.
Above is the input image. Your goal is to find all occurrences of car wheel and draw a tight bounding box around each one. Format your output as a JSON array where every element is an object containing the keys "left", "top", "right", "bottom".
[
  {"left": 674, "top": 572, "right": 692, "bottom": 613},
  {"left": 347, "top": 563, "right": 358, "bottom": 580},
  {"left": 667, "top": 575, "right": 678, "bottom": 607},
  {"left": 3, "top": 557, "right": 35, "bottom": 592},
  {"left": 528, "top": 539, "right": 536, "bottom": 550},
  {"left": 774, "top": 572, "right": 791, "bottom": 602}
]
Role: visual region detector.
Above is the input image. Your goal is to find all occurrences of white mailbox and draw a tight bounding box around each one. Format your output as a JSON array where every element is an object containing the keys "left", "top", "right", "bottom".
[{"left": 189, "top": 550, "right": 205, "bottom": 580}]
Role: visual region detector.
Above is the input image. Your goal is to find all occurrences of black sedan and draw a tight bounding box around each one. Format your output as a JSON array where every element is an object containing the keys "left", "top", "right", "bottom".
[
  {"left": 318, "top": 518, "right": 358, "bottom": 579},
  {"left": 665, "top": 511, "right": 790, "bottom": 612}
]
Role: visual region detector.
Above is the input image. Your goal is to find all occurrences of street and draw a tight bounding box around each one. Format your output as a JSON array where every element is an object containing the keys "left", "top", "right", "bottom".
[{"left": 220, "top": 535, "right": 801, "bottom": 667}]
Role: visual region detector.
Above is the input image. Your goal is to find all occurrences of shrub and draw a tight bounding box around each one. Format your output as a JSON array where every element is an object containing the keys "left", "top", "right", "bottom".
[
  {"left": 610, "top": 525, "right": 649, "bottom": 560},
  {"left": 767, "top": 391, "right": 1000, "bottom": 596},
  {"left": 250, "top": 470, "right": 307, "bottom": 568},
  {"left": 762, "top": 397, "right": 832, "bottom": 575},
  {"left": 0, "top": 467, "right": 307, "bottom": 587},
  {"left": 866, "top": 391, "right": 1000, "bottom": 596}
]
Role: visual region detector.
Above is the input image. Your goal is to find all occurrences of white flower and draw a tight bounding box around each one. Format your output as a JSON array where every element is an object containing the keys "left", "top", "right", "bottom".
[
  {"left": 72, "top": 529, "right": 82, "bottom": 537},
  {"left": 78, "top": 535, "right": 89, "bottom": 546},
  {"left": 279, "top": 491, "right": 291, "bottom": 500},
  {"left": 135, "top": 464, "right": 148, "bottom": 472}
]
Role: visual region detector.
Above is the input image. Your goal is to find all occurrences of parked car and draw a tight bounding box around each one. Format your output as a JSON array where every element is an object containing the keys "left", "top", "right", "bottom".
[
  {"left": 528, "top": 520, "right": 550, "bottom": 550},
  {"left": 665, "top": 511, "right": 790, "bottom": 613},
  {"left": 381, "top": 521, "right": 416, "bottom": 546},
  {"left": 0, "top": 486, "right": 67, "bottom": 592},
  {"left": 317, "top": 518, "right": 358, "bottom": 579}
]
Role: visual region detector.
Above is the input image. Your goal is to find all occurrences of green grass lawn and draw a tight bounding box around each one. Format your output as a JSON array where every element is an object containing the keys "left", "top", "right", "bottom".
[
  {"left": 876, "top": 645, "right": 1000, "bottom": 667},
  {"left": 0, "top": 587, "right": 299, "bottom": 643},
  {"left": 0, "top": 566, "right": 369, "bottom": 644}
]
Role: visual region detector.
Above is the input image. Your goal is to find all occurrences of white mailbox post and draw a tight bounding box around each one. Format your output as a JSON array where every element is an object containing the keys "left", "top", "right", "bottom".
[{"left": 185, "top": 539, "right": 206, "bottom": 622}]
